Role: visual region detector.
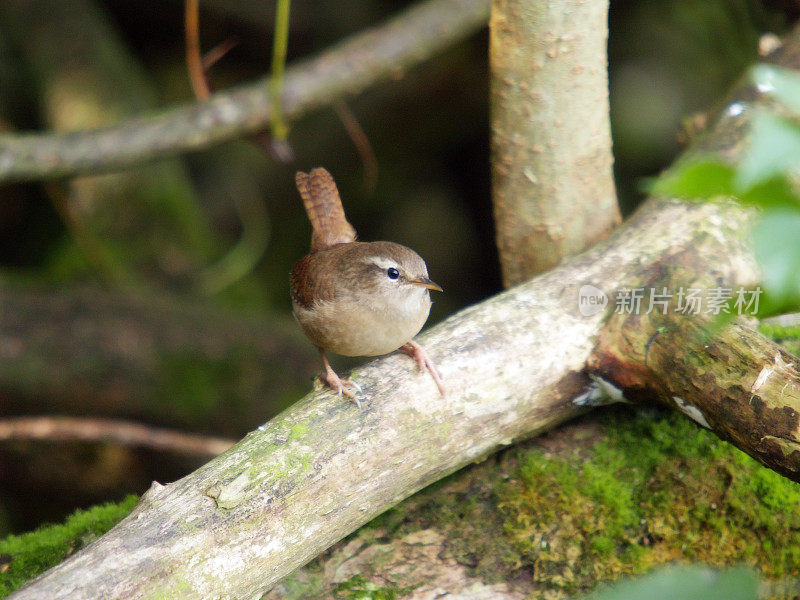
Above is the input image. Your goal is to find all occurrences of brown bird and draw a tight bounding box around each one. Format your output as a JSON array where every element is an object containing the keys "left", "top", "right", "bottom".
[{"left": 290, "top": 168, "right": 445, "bottom": 405}]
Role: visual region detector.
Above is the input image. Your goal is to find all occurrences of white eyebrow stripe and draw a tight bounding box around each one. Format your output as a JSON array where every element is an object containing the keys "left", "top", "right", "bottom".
[{"left": 365, "top": 256, "right": 399, "bottom": 271}]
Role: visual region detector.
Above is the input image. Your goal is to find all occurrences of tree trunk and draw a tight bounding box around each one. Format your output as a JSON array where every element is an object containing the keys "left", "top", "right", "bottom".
[{"left": 491, "top": 0, "right": 620, "bottom": 283}]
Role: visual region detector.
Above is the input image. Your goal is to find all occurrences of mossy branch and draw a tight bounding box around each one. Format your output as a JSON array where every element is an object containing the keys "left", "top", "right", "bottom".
[
  {"left": 5, "top": 187, "right": 780, "bottom": 598},
  {"left": 591, "top": 311, "right": 800, "bottom": 480},
  {"left": 0, "top": 0, "right": 490, "bottom": 183}
]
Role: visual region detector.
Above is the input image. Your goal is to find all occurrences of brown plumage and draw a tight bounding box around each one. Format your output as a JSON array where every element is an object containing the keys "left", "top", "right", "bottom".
[
  {"left": 290, "top": 167, "right": 446, "bottom": 403},
  {"left": 295, "top": 168, "right": 357, "bottom": 252}
]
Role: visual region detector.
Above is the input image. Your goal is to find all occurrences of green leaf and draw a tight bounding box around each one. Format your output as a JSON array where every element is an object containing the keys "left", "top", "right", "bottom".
[
  {"left": 752, "top": 210, "right": 800, "bottom": 311},
  {"left": 652, "top": 160, "right": 736, "bottom": 199},
  {"left": 737, "top": 176, "right": 799, "bottom": 210},
  {"left": 652, "top": 160, "right": 798, "bottom": 209},
  {"left": 736, "top": 111, "right": 800, "bottom": 190},
  {"left": 582, "top": 565, "right": 758, "bottom": 600},
  {"left": 751, "top": 64, "right": 800, "bottom": 115}
]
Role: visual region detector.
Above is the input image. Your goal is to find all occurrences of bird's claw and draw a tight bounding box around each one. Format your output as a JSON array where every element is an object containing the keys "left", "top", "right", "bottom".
[
  {"left": 321, "top": 372, "right": 364, "bottom": 408},
  {"left": 400, "top": 341, "right": 446, "bottom": 396},
  {"left": 319, "top": 350, "right": 365, "bottom": 408}
]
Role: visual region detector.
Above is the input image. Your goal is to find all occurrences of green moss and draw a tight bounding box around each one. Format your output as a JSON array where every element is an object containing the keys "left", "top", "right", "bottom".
[
  {"left": 0, "top": 495, "right": 138, "bottom": 597},
  {"left": 758, "top": 322, "right": 800, "bottom": 356},
  {"left": 333, "top": 575, "right": 415, "bottom": 599},
  {"left": 290, "top": 422, "right": 309, "bottom": 439},
  {"left": 590, "top": 536, "right": 616, "bottom": 557},
  {"left": 497, "top": 407, "right": 800, "bottom": 593}
]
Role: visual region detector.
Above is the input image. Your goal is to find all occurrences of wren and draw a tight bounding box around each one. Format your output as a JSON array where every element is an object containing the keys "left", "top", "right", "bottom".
[{"left": 290, "top": 168, "right": 445, "bottom": 405}]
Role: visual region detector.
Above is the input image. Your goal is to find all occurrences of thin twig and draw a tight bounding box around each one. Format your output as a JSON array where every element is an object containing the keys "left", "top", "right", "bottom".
[
  {"left": 0, "top": 0, "right": 490, "bottom": 183},
  {"left": 185, "top": 0, "right": 211, "bottom": 101},
  {"left": 0, "top": 416, "right": 236, "bottom": 457},
  {"left": 201, "top": 38, "right": 239, "bottom": 72},
  {"left": 269, "top": 0, "right": 292, "bottom": 141},
  {"left": 334, "top": 100, "right": 378, "bottom": 195}
]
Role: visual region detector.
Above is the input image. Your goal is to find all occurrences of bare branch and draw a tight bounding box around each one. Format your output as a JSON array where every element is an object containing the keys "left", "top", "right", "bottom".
[
  {"left": 490, "top": 0, "right": 620, "bottom": 283},
  {"left": 185, "top": 0, "right": 211, "bottom": 101},
  {"left": 0, "top": 416, "right": 235, "bottom": 456},
  {"left": 0, "top": 0, "right": 490, "bottom": 183}
]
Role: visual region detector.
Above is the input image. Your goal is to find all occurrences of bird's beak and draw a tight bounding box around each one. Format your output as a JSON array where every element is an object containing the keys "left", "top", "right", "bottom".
[{"left": 411, "top": 277, "right": 443, "bottom": 292}]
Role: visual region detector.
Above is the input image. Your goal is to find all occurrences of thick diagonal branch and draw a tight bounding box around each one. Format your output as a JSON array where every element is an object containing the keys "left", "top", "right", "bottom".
[{"left": 7, "top": 189, "right": 767, "bottom": 599}]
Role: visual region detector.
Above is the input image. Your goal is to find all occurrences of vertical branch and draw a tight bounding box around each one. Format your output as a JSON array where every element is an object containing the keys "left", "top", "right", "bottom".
[
  {"left": 185, "top": 0, "right": 211, "bottom": 101},
  {"left": 270, "top": 0, "right": 292, "bottom": 141},
  {"left": 490, "top": 0, "right": 620, "bottom": 286}
]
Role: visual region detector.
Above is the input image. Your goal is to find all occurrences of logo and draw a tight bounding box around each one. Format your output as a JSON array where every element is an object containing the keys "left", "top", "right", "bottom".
[{"left": 579, "top": 285, "right": 608, "bottom": 316}]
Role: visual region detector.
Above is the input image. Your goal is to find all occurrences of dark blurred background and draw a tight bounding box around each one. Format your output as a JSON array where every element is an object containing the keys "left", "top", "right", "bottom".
[{"left": 0, "top": 0, "right": 793, "bottom": 534}]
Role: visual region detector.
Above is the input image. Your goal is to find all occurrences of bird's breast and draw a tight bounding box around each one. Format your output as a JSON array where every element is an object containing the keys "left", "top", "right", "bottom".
[{"left": 293, "top": 291, "right": 431, "bottom": 357}]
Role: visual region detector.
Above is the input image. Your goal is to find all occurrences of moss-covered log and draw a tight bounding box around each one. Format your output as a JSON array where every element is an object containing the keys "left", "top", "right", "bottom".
[
  {"left": 264, "top": 407, "right": 800, "bottom": 599},
  {"left": 8, "top": 404, "right": 800, "bottom": 598},
  {"left": 6, "top": 189, "right": 767, "bottom": 598}
]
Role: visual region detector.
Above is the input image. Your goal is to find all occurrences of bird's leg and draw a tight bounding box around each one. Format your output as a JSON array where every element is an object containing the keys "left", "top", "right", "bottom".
[
  {"left": 319, "top": 349, "right": 363, "bottom": 408},
  {"left": 400, "top": 340, "right": 446, "bottom": 396}
]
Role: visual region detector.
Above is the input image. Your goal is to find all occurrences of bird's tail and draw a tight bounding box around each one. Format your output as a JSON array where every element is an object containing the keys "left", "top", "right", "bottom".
[{"left": 295, "top": 168, "right": 357, "bottom": 252}]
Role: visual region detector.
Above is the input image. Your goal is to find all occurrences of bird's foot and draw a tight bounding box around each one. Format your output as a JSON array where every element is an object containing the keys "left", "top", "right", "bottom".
[
  {"left": 320, "top": 367, "right": 364, "bottom": 408},
  {"left": 319, "top": 349, "right": 364, "bottom": 408},
  {"left": 400, "top": 340, "right": 446, "bottom": 396}
]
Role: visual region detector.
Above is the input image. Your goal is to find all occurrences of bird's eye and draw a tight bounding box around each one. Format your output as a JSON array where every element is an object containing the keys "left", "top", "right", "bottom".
[{"left": 387, "top": 267, "right": 400, "bottom": 280}]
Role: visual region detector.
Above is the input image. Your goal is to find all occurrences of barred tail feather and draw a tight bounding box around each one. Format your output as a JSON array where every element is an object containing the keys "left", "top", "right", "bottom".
[{"left": 295, "top": 168, "right": 357, "bottom": 252}]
